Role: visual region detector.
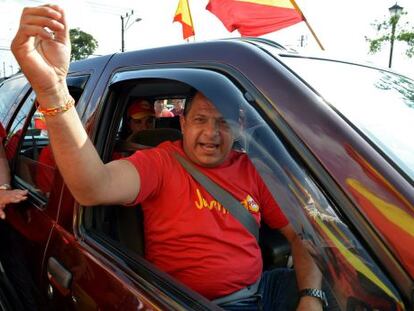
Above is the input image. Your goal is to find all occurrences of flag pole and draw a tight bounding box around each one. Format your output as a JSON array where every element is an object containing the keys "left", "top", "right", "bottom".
[{"left": 290, "top": 0, "right": 324, "bottom": 50}]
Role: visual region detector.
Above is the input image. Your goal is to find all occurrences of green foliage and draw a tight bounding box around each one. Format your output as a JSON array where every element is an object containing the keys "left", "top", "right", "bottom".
[
  {"left": 69, "top": 28, "right": 99, "bottom": 61},
  {"left": 367, "top": 36, "right": 388, "bottom": 53},
  {"left": 366, "top": 12, "right": 414, "bottom": 58},
  {"left": 397, "top": 31, "right": 414, "bottom": 57}
]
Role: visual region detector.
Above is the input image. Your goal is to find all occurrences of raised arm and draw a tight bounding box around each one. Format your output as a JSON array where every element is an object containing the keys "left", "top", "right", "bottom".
[{"left": 11, "top": 5, "right": 140, "bottom": 206}]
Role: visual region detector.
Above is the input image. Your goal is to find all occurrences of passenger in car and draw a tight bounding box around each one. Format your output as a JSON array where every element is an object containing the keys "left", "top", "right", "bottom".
[
  {"left": 126, "top": 99, "right": 155, "bottom": 136},
  {"left": 12, "top": 5, "right": 331, "bottom": 310},
  {"left": 0, "top": 123, "right": 28, "bottom": 218},
  {"left": 113, "top": 99, "right": 156, "bottom": 159}
]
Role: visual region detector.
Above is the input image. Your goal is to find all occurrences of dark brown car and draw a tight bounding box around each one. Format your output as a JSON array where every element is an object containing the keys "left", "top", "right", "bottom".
[{"left": 0, "top": 38, "right": 413, "bottom": 310}]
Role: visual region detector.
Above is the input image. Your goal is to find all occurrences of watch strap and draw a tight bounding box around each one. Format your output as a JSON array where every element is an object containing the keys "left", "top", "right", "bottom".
[{"left": 299, "top": 288, "right": 328, "bottom": 307}]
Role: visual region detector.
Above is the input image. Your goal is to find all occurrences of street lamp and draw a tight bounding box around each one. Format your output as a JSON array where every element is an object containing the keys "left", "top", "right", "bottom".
[
  {"left": 121, "top": 10, "right": 142, "bottom": 52},
  {"left": 388, "top": 3, "right": 403, "bottom": 68}
]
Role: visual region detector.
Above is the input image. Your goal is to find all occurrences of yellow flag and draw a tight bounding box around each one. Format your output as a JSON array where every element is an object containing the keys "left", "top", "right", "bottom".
[{"left": 173, "top": 0, "right": 195, "bottom": 39}]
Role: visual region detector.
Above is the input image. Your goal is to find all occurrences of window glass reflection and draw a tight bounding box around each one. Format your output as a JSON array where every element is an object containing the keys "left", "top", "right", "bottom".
[
  {"left": 238, "top": 102, "right": 404, "bottom": 310},
  {"left": 281, "top": 57, "right": 414, "bottom": 181}
]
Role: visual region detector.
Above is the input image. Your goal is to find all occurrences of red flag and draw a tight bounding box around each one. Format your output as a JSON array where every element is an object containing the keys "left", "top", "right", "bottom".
[
  {"left": 206, "top": 0, "right": 304, "bottom": 36},
  {"left": 173, "top": 0, "right": 195, "bottom": 39}
]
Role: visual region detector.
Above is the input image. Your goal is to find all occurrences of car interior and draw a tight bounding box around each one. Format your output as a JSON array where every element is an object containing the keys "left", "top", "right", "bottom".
[{"left": 87, "top": 78, "right": 292, "bottom": 302}]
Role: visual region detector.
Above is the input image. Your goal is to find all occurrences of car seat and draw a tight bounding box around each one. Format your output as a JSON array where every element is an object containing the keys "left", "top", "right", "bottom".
[
  {"left": 115, "top": 127, "right": 182, "bottom": 256},
  {"left": 126, "top": 128, "right": 182, "bottom": 147}
]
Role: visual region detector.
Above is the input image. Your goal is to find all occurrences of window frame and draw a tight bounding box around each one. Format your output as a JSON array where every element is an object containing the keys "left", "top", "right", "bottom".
[{"left": 0, "top": 74, "right": 29, "bottom": 125}]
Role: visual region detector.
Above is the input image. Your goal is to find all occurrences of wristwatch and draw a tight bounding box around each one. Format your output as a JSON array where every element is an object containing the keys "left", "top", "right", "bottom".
[
  {"left": 299, "top": 288, "right": 328, "bottom": 307},
  {"left": 0, "top": 183, "right": 11, "bottom": 190}
]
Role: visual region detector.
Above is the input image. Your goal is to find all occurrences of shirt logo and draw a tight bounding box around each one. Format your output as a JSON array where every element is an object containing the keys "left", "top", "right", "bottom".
[{"left": 195, "top": 188, "right": 260, "bottom": 215}]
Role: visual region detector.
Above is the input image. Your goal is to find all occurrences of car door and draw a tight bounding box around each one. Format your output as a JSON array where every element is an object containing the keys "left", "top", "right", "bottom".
[
  {"left": 0, "top": 75, "right": 32, "bottom": 310},
  {"left": 2, "top": 74, "right": 92, "bottom": 310}
]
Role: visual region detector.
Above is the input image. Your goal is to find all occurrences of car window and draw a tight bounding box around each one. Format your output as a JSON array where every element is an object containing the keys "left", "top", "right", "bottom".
[
  {"left": 10, "top": 75, "right": 89, "bottom": 200},
  {"left": 5, "top": 92, "right": 36, "bottom": 161},
  {"left": 153, "top": 97, "right": 186, "bottom": 118},
  {"left": 280, "top": 57, "right": 414, "bottom": 182},
  {"left": 0, "top": 75, "right": 28, "bottom": 123},
  {"left": 84, "top": 76, "right": 227, "bottom": 308},
  {"left": 239, "top": 101, "right": 404, "bottom": 310}
]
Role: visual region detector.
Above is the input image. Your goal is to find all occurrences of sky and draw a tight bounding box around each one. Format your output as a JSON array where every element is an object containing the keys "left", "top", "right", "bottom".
[{"left": 1, "top": 0, "right": 413, "bottom": 79}]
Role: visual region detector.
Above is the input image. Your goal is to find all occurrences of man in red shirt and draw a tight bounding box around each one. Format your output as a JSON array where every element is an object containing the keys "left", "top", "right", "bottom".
[
  {"left": 126, "top": 92, "right": 292, "bottom": 301},
  {"left": 0, "top": 123, "right": 28, "bottom": 218},
  {"left": 12, "top": 5, "right": 327, "bottom": 310}
]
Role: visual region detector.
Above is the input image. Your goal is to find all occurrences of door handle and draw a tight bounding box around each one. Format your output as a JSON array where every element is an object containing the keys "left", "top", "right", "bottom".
[{"left": 47, "top": 257, "right": 72, "bottom": 296}]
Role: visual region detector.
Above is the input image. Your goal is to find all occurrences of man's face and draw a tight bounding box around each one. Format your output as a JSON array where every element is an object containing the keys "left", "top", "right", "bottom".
[
  {"left": 180, "top": 93, "right": 233, "bottom": 167},
  {"left": 129, "top": 116, "right": 154, "bottom": 133}
]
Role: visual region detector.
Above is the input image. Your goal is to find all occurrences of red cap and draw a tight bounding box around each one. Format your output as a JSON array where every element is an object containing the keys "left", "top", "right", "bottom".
[{"left": 127, "top": 99, "right": 154, "bottom": 119}]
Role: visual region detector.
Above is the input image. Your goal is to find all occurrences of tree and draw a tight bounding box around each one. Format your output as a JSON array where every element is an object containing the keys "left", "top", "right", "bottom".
[
  {"left": 69, "top": 28, "right": 99, "bottom": 61},
  {"left": 366, "top": 11, "right": 414, "bottom": 62},
  {"left": 365, "top": 12, "right": 414, "bottom": 58}
]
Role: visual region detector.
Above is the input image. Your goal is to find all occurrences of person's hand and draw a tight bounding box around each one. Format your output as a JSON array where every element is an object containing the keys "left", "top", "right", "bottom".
[
  {"left": 11, "top": 5, "right": 71, "bottom": 107},
  {"left": 0, "top": 189, "right": 28, "bottom": 219}
]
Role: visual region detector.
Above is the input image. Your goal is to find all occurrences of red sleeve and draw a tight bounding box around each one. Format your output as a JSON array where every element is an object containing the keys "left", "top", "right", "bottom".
[
  {"left": 257, "top": 173, "right": 289, "bottom": 229},
  {"left": 124, "top": 146, "right": 167, "bottom": 205}
]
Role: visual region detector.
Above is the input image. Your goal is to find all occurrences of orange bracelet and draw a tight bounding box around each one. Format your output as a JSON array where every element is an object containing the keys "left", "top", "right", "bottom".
[{"left": 36, "top": 96, "right": 75, "bottom": 116}]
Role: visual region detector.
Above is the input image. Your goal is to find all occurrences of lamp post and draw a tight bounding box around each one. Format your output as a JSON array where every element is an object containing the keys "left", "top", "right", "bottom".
[
  {"left": 121, "top": 10, "right": 142, "bottom": 52},
  {"left": 388, "top": 3, "right": 403, "bottom": 68}
]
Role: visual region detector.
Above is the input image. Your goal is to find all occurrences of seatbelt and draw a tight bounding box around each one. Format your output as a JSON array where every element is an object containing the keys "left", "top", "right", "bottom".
[{"left": 173, "top": 152, "right": 259, "bottom": 242}]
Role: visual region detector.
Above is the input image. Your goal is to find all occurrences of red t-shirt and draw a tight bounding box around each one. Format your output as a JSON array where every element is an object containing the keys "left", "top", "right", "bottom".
[{"left": 126, "top": 140, "right": 288, "bottom": 299}]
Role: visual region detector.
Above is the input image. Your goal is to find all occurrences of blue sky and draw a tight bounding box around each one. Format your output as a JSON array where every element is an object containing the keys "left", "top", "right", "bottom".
[{"left": 1, "top": 0, "right": 413, "bottom": 78}]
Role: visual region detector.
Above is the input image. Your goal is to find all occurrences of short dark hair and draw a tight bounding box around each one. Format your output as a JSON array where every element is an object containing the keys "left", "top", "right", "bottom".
[{"left": 183, "top": 88, "right": 198, "bottom": 116}]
